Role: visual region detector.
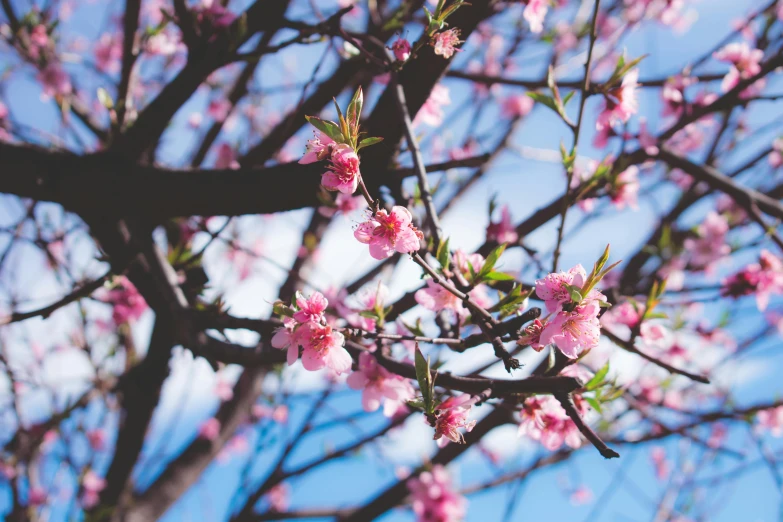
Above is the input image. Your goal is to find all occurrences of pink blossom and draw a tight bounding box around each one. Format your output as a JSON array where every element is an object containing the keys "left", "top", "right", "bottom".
[
  {"left": 518, "top": 395, "right": 584, "bottom": 450},
  {"left": 104, "top": 277, "right": 148, "bottom": 325},
  {"left": 650, "top": 446, "right": 670, "bottom": 481},
  {"left": 713, "top": 42, "right": 763, "bottom": 93},
  {"left": 318, "top": 192, "right": 365, "bottom": 217},
  {"left": 299, "top": 131, "right": 335, "bottom": 164},
  {"left": 81, "top": 470, "right": 106, "bottom": 509},
  {"left": 414, "top": 84, "right": 450, "bottom": 127},
  {"left": 535, "top": 264, "right": 589, "bottom": 313},
  {"left": 392, "top": 38, "right": 411, "bottom": 61},
  {"left": 661, "top": 74, "right": 696, "bottom": 118},
  {"left": 214, "top": 142, "right": 239, "bottom": 169},
  {"left": 266, "top": 483, "right": 290, "bottom": 512},
  {"left": 596, "top": 68, "right": 639, "bottom": 131},
  {"left": 601, "top": 300, "right": 643, "bottom": 330},
  {"left": 757, "top": 406, "right": 783, "bottom": 437},
  {"left": 146, "top": 31, "right": 181, "bottom": 56},
  {"left": 271, "top": 317, "right": 301, "bottom": 366},
  {"left": 297, "top": 322, "right": 352, "bottom": 374},
  {"left": 208, "top": 98, "right": 232, "bottom": 121},
  {"left": 769, "top": 137, "right": 783, "bottom": 168},
  {"left": 252, "top": 404, "right": 289, "bottom": 423},
  {"left": 322, "top": 144, "right": 361, "bottom": 194},
  {"left": 199, "top": 417, "right": 221, "bottom": 441},
  {"left": 28, "top": 486, "right": 47, "bottom": 506},
  {"left": 502, "top": 94, "right": 534, "bottom": 119},
  {"left": 432, "top": 395, "right": 478, "bottom": 446},
  {"left": 638, "top": 118, "right": 659, "bottom": 155},
  {"left": 722, "top": 249, "right": 783, "bottom": 310},
  {"left": 683, "top": 211, "right": 730, "bottom": 272},
  {"left": 37, "top": 63, "right": 72, "bottom": 99},
  {"left": 451, "top": 249, "right": 485, "bottom": 286},
  {"left": 432, "top": 29, "right": 463, "bottom": 59},
  {"left": 517, "top": 318, "right": 546, "bottom": 351},
  {"left": 539, "top": 302, "right": 602, "bottom": 358},
  {"left": 570, "top": 485, "right": 593, "bottom": 505},
  {"left": 195, "top": 1, "right": 236, "bottom": 29},
  {"left": 86, "top": 429, "right": 106, "bottom": 450},
  {"left": 293, "top": 291, "right": 328, "bottom": 323},
  {"left": 354, "top": 206, "right": 423, "bottom": 259},
  {"left": 524, "top": 0, "right": 549, "bottom": 33},
  {"left": 215, "top": 377, "right": 234, "bottom": 401},
  {"left": 486, "top": 205, "right": 518, "bottom": 244},
  {"left": 347, "top": 352, "right": 415, "bottom": 414},
  {"left": 407, "top": 465, "right": 467, "bottom": 522},
  {"left": 95, "top": 33, "right": 122, "bottom": 73},
  {"left": 611, "top": 165, "right": 639, "bottom": 210},
  {"left": 415, "top": 279, "right": 465, "bottom": 316},
  {"left": 640, "top": 322, "right": 671, "bottom": 350}
]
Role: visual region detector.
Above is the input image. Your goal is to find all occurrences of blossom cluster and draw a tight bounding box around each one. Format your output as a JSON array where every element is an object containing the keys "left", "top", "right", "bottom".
[
  {"left": 518, "top": 395, "right": 586, "bottom": 451},
  {"left": 529, "top": 264, "right": 607, "bottom": 359},
  {"left": 407, "top": 465, "right": 467, "bottom": 522},
  {"left": 271, "top": 292, "right": 352, "bottom": 374},
  {"left": 722, "top": 249, "right": 783, "bottom": 311}
]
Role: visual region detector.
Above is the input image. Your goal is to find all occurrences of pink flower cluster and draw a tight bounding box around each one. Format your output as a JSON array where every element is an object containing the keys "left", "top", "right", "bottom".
[
  {"left": 722, "top": 249, "right": 783, "bottom": 310},
  {"left": 414, "top": 85, "right": 450, "bottom": 128},
  {"left": 354, "top": 206, "right": 423, "bottom": 259},
  {"left": 432, "top": 394, "right": 478, "bottom": 446},
  {"left": 299, "top": 132, "right": 362, "bottom": 194},
  {"left": 757, "top": 406, "right": 783, "bottom": 437},
  {"left": 104, "top": 277, "right": 148, "bottom": 325},
  {"left": 486, "top": 205, "right": 518, "bottom": 244},
  {"left": 81, "top": 470, "right": 106, "bottom": 509},
  {"left": 533, "top": 264, "right": 606, "bottom": 358},
  {"left": 347, "top": 352, "right": 414, "bottom": 415},
  {"left": 407, "top": 465, "right": 467, "bottom": 522},
  {"left": 432, "top": 29, "right": 463, "bottom": 59},
  {"left": 518, "top": 395, "right": 585, "bottom": 451},
  {"left": 713, "top": 42, "right": 764, "bottom": 95},
  {"left": 524, "top": 0, "right": 550, "bottom": 34},
  {"left": 392, "top": 38, "right": 411, "bottom": 61},
  {"left": 596, "top": 69, "right": 640, "bottom": 131},
  {"left": 271, "top": 292, "right": 352, "bottom": 374},
  {"left": 684, "top": 211, "right": 730, "bottom": 272}
]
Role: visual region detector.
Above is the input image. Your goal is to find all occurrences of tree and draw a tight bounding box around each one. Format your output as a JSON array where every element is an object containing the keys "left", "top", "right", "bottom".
[{"left": 1, "top": 0, "right": 783, "bottom": 520}]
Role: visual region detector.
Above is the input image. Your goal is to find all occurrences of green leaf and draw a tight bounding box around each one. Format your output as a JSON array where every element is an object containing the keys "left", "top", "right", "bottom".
[
  {"left": 480, "top": 243, "right": 507, "bottom": 278},
  {"left": 562, "top": 90, "right": 576, "bottom": 107},
  {"left": 347, "top": 86, "right": 363, "bottom": 134},
  {"left": 585, "top": 396, "right": 602, "bottom": 413},
  {"left": 333, "top": 98, "right": 350, "bottom": 143},
  {"left": 414, "top": 345, "right": 434, "bottom": 414},
  {"left": 272, "top": 301, "right": 294, "bottom": 318},
  {"left": 585, "top": 361, "right": 610, "bottom": 391},
  {"left": 565, "top": 284, "right": 583, "bottom": 303},
  {"left": 357, "top": 136, "right": 383, "bottom": 150},
  {"left": 436, "top": 237, "right": 450, "bottom": 271},
  {"left": 305, "top": 115, "right": 344, "bottom": 143},
  {"left": 526, "top": 91, "right": 560, "bottom": 115},
  {"left": 407, "top": 399, "right": 426, "bottom": 410},
  {"left": 482, "top": 271, "right": 515, "bottom": 281}
]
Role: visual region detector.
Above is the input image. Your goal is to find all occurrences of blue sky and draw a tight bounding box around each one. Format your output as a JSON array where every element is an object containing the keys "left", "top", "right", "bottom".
[{"left": 1, "top": 0, "right": 783, "bottom": 520}]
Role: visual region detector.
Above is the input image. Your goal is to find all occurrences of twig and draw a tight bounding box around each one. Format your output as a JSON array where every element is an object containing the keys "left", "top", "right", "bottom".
[
  {"left": 603, "top": 329, "right": 710, "bottom": 384},
  {"left": 555, "top": 391, "right": 619, "bottom": 459}
]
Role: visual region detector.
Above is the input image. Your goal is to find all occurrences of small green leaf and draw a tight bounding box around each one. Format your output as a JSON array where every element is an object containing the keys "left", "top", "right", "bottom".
[
  {"left": 436, "top": 237, "right": 450, "bottom": 271},
  {"left": 357, "top": 136, "right": 383, "bottom": 150},
  {"left": 585, "top": 361, "right": 610, "bottom": 391},
  {"left": 562, "top": 90, "right": 576, "bottom": 107},
  {"left": 305, "top": 115, "right": 344, "bottom": 142},
  {"left": 347, "top": 86, "right": 363, "bottom": 125},
  {"left": 585, "top": 396, "right": 602, "bottom": 413},
  {"left": 526, "top": 91, "right": 560, "bottom": 115},
  {"left": 414, "top": 344, "right": 434, "bottom": 413},
  {"left": 565, "top": 284, "right": 583, "bottom": 303},
  {"left": 480, "top": 243, "right": 507, "bottom": 278},
  {"left": 482, "top": 271, "right": 515, "bottom": 281}
]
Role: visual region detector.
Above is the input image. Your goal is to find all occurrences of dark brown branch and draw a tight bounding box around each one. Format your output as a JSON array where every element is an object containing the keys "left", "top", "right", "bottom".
[
  {"left": 603, "top": 329, "right": 710, "bottom": 384},
  {"left": 554, "top": 391, "right": 619, "bottom": 459}
]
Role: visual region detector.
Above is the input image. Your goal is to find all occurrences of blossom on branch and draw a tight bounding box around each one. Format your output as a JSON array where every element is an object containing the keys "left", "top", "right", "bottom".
[{"left": 354, "top": 206, "right": 423, "bottom": 259}]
